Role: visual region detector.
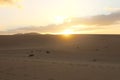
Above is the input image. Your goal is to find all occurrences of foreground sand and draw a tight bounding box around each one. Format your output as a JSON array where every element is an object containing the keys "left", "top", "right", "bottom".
[
  {"left": 0, "top": 58, "right": 120, "bottom": 80},
  {"left": 0, "top": 34, "right": 120, "bottom": 80}
]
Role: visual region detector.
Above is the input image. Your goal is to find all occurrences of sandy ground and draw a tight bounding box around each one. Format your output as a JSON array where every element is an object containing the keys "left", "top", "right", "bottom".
[{"left": 0, "top": 34, "right": 120, "bottom": 80}]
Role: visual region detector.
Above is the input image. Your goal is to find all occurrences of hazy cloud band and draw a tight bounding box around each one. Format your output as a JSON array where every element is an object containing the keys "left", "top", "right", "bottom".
[{"left": 0, "top": 11, "right": 120, "bottom": 34}]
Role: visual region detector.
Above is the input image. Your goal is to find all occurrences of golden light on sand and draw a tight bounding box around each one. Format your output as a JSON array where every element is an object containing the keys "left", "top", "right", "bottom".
[{"left": 61, "top": 29, "right": 74, "bottom": 37}]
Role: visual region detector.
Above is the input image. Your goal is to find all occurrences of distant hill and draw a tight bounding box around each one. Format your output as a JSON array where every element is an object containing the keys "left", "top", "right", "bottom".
[{"left": 14, "top": 32, "right": 41, "bottom": 35}]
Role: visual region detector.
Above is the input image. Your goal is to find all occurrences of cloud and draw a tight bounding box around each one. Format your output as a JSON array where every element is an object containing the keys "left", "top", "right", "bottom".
[
  {"left": 6, "top": 24, "right": 68, "bottom": 34},
  {"left": 1, "top": 11, "right": 120, "bottom": 35},
  {"left": 105, "top": 7, "right": 120, "bottom": 12},
  {"left": 0, "top": 0, "right": 18, "bottom": 5},
  {"left": 0, "top": 0, "right": 22, "bottom": 8},
  {"left": 64, "top": 11, "right": 120, "bottom": 26}
]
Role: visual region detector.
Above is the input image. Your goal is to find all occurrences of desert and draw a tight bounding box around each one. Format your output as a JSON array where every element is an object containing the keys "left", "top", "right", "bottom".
[{"left": 0, "top": 34, "right": 120, "bottom": 80}]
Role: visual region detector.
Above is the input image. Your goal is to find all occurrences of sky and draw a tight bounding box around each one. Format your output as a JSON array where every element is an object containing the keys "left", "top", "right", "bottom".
[{"left": 0, "top": 0, "right": 120, "bottom": 35}]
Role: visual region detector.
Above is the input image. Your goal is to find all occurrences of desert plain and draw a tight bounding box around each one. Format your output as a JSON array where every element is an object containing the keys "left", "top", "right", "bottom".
[{"left": 0, "top": 34, "right": 120, "bottom": 80}]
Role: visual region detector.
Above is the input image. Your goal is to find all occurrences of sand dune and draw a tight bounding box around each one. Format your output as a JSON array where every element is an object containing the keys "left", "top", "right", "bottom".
[{"left": 0, "top": 34, "right": 120, "bottom": 80}]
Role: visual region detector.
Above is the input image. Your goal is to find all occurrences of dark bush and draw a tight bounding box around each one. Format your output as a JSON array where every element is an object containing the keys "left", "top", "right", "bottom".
[
  {"left": 46, "top": 51, "right": 50, "bottom": 54},
  {"left": 28, "top": 54, "right": 34, "bottom": 57}
]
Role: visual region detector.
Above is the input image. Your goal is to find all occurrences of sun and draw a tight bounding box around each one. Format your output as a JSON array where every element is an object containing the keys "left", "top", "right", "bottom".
[
  {"left": 63, "top": 29, "right": 74, "bottom": 34},
  {"left": 54, "top": 16, "right": 71, "bottom": 24},
  {"left": 61, "top": 29, "right": 74, "bottom": 36},
  {"left": 54, "top": 16, "right": 66, "bottom": 24}
]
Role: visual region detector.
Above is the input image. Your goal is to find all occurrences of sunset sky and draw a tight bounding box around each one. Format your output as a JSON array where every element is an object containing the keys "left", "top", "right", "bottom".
[{"left": 0, "top": 0, "right": 120, "bottom": 34}]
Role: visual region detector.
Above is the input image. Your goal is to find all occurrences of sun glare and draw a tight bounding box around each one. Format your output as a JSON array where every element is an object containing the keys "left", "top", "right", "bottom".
[
  {"left": 54, "top": 16, "right": 72, "bottom": 24},
  {"left": 61, "top": 29, "right": 74, "bottom": 37},
  {"left": 54, "top": 16, "right": 66, "bottom": 24},
  {"left": 63, "top": 29, "right": 74, "bottom": 34}
]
